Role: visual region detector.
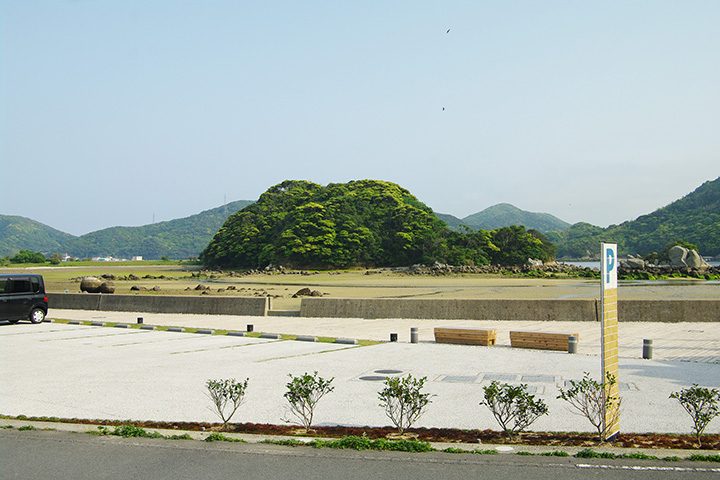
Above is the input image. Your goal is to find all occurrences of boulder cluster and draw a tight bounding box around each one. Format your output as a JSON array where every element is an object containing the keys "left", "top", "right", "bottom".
[
  {"left": 393, "top": 260, "right": 585, "bottom": 276},
  {"left": 619, "top": 246, "right": 718, "bottom": 277}
]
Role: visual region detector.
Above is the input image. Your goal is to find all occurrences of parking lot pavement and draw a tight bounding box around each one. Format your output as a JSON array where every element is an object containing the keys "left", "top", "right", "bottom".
[
  {"left": 2, "top": 320, "right": 719, "bottom": 434},
  {"left": 50, "top": 309, "right": 720, "bottom": 364}
]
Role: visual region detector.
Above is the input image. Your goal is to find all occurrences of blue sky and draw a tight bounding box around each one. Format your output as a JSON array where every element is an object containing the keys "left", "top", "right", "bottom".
[{"left": 1, "top": 1, "right": 718, "bottom": 236}]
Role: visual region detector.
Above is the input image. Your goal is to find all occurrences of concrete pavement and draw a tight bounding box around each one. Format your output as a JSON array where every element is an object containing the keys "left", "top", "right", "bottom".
[{"left": 1, "top": 310, "right": 719, "bottom": 438}]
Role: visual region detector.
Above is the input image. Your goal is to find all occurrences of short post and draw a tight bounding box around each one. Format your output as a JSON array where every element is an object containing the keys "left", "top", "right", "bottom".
[
  {"left": 410, "top": 327, "right": 419, "bottom": 344},
  {"left": 642, "top": 339, "right": 653, "bottom": 359},
  {"left": 390, "top": 333, "right": 398, "bottom": 342},
  {"left": 568, "top": 335, "right": 578, "bottom": 354},
  {"left": 137, "top": 317, "right": 143, "bottom": 324},
  {"left": 247, "top": 324, "right": 254, "bottom": 333}
]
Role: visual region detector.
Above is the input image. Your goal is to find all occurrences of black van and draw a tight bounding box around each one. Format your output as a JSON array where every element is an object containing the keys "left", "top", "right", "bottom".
[{"left": 0, "top": 274, "right": 48, "bottom": 324}]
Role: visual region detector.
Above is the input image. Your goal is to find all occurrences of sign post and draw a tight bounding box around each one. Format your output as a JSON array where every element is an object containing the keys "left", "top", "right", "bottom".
[{"left": 601, "top": 242, "right": 619, "bottom": 440}]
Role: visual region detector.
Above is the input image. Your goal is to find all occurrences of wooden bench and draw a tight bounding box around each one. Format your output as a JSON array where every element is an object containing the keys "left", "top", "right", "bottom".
[
  {"left": 510, "top": 331, "right": 578, "bottom": 351},
  {"left": 434, "top": 327, "right": 497, "bottom": 346}
]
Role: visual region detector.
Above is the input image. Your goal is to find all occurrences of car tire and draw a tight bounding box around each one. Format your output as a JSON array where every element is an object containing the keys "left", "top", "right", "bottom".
[{"left": 29, "top": 308, "right": 45, "bottom": 324}]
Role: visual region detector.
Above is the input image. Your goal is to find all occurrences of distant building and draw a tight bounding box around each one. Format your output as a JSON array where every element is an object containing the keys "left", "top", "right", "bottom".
[{"left": 132, "top": 256, "right": 143, "bottom": 261}]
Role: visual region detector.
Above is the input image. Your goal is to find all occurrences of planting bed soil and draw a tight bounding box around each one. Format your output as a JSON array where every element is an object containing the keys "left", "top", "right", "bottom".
[{"left": 25, "top": 417, "right": 720, "bottom": 450}]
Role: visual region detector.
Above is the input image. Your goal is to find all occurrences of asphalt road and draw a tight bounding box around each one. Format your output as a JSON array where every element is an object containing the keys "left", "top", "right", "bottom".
[{"left": 1, "top": 429, "right": 719, "bottom": 480}]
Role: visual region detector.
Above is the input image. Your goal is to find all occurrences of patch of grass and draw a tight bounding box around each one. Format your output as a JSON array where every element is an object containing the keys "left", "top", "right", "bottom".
[
  {"left": 688, "top": 454, "right": 720, "bottom": 463},
  {"left": 663, "top": 456, "right": 682, "bottom": 462},
  {"left": 619, "top": 452, "right": 659, "bottom": 460},
  {"left": 296, "top": 436, "right": 434, "bottom": 453},
  {"left": 260, "top": 438, "right": 308, "bottom": 447},
  {"left": 540, "top": 451, "right": 570, "bottom": 457},
  {"left": 96, "top": 424, "right": 164, "bottom": 439},
  {"left": 18, "top": 425, "right": 37, "bottom": 431},
  {"left": 517, "top": 451, "right": 535, "bottom": 455},
  {"left": 441, "top": 447, "right": 468, "bottom": 454},
  {"left": 574, "top": 448, "right": 616, "bottom": 459},
  {"left": 1, "top": 425, "right": 14, "bottom": 429},
  {"left": 203, "top": 432, "right": 247, "bottom": 443},
  {"left": 472, "top": 449, "right": 499, "bottom": 455}
]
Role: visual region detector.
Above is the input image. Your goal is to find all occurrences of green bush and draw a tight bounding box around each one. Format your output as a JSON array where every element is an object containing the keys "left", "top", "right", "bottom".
[
  {"left": 206, "top": 378, "right": 249, "bottom": 431},
  {"left": 670, "top": 385, "right": 720, "bottom": 447},
  {"left": 557, "top": 372, "right": 621, "bottom": 440},
  {"left": 283, "top": 371, "right": 334, "bottom": 433},
  {"left": 480, "top": 382, "right": 548, "bottom": 437},
  {"left": 378, "top": 375, "right": 434, "bottom": 435}
]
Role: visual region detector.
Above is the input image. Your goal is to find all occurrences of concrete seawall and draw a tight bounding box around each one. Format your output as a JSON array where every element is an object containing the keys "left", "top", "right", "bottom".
[
  {"left": 47, "top": 293, "right": 270, "bottom": 317},
  {"left": 300, "top": 297, "right": 720, "bottom": 323},
  {"left": 47, "top": 293, "right": 719, "bottom": 322}
]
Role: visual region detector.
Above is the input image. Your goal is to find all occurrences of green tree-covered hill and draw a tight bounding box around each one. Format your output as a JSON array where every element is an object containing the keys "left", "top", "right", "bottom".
[
  {"left": 201, "top": 180, "right": 555, "bottom": 269},
  {"left": 549, "top": 177, "right": 720, "bottom": 259},
  {"left": 63, "top": 200, "right": 254, "bottom": 259},
  {"left": 0, "top": 215, "right": 76, "bottom": 257},
  {"left": 1, "top": 201, "right": 253, "bottom": 260}
]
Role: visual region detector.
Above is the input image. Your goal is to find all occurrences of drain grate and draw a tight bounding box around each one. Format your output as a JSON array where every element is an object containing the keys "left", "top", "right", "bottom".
[
  {"left": 440, "top": 375, "right": 478, "bottom": 383},
  {"left": 483, "top": 374, "right": 517, "bottom": 381},
  {"left": 521, "top": 375, "right": 555, "bottom": 383}
]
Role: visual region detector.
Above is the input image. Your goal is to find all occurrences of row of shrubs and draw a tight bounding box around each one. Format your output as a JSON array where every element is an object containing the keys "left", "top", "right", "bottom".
[{"left": 207, "top": 372, "right": 720, "bottom": 448}]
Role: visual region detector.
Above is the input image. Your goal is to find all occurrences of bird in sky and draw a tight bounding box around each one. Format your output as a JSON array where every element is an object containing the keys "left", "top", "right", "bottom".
[{"left": 446, "top": 28, "right": 451, "bottom": 33}]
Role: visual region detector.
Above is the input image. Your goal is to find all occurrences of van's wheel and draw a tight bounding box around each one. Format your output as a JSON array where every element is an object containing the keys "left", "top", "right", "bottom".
[{"left": 29, "top": 308, "right": 45, "bottom": 324}]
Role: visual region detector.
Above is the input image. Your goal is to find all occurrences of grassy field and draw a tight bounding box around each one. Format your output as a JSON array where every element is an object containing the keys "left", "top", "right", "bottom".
[{"left": 3, "top": 262, "right": 719, "bottom": 311}]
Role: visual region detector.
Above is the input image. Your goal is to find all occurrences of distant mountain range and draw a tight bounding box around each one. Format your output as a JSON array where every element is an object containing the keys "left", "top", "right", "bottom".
[
  {"left": 436, "top": 203, "right": 570, "bottom": 233},
  {"left": 2, "top": 176, "right": 719, "bottom": 259},
  {"left": 546, "top": 176, "right": 720, "bottom": 259},
  {"left": 0, "top": 200, "right": 253, "bottom": 260}
]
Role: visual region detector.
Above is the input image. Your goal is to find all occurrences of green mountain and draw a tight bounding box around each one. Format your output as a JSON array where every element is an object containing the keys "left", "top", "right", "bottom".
[
  {"left": 435, "top": 213, "right": 464, "bottom": 229},
  {"left": 63, "top": 200, "right": 254, "bottom": 259},
  {"left": 0, "top": 200, "right": 253, "bottom": 260},
  {"left": 201, "top": 179, "right": 555, "bottom": 269},
  {"left": 0, "top": 215, "right": 76, "bottom": 257},
  {"left": 550, "top": 177, "right": 720, "bottom": 259},
  {"left": 461, "top": 203, "right": 571, "bottom": 233}
]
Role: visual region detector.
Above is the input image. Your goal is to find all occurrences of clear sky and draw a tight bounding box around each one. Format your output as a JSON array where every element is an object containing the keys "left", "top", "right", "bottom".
[{"left": 1, "top": 1, "right": 718, "bottom": 236}]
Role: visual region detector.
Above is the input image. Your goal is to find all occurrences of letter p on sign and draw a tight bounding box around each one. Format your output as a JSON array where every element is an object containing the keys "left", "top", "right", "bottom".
[{"left": 602, "top": 243, "right": 617, "bottom": 290}]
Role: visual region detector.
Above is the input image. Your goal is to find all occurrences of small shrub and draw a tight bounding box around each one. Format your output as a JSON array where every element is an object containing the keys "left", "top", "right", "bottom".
[
  {"left": 378, "top": 374, "right": 434, "bottom": 435},
  {"left": 480, "top": 382, "right": 548, "bottom": 437},
  {"left": 206, "top": 378, "right": 249, "bottom": 431},
  {"left": 283, "top": 371, "right": 335, "bottom": 433},
  {"left": 557, "top": 372, "right": 621, "bottom": 440},
  {"left": 669, "top": 385, "right": 720, "bottom": 448}
]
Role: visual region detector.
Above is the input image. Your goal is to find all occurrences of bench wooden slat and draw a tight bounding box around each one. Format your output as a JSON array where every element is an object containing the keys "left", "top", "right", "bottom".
[
  {"left": 510, "top": 330, "right": 578, "bottom": 351},
  {"left": 434, "top": 327, "right": 497, "bottom": 346}
]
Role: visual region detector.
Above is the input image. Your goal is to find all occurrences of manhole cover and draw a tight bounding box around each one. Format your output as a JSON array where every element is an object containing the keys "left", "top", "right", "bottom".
[
  {"left": 359, "top": 376, "right": 388, "bottom": 381},
  {"left": 374, "top": 369, "right": 403, "bottom": 374}
]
